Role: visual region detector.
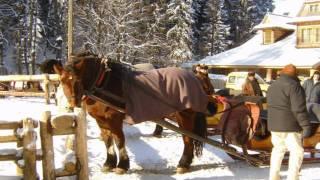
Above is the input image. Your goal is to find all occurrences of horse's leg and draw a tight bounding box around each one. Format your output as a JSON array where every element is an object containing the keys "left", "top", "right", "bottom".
[
  {"left": 100, "top": 128, "right": 117, "bottom": 172},
  {"left": 103, "top": 109, "right": 129, "bottom": 174},
  {"left": 153, "top": 124, "right": 163, "bottom": 138},
  {"left": 175, "top": 110, "right": 196, "bottom": 174}
]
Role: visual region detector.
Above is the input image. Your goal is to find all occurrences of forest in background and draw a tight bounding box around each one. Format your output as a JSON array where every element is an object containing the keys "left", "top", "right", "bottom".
[{"left": 0, "top": 0, "right": 273, "bottom": 74}]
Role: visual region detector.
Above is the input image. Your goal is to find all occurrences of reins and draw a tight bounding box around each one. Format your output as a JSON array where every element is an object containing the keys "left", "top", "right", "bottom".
[{"left": 214, "top": 101, "right": 245, "bottom": 115}]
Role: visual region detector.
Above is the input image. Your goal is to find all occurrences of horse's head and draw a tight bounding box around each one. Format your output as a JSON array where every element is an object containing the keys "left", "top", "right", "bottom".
[
  {"left": 53, "top": 52, "right": 102, "bottom": 108},
  {"left": 53, "top": 57, "right": 84, "bottom": 108}
]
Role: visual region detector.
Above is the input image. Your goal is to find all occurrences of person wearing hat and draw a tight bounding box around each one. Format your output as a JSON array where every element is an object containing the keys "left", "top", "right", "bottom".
[
  {"left": 303, "top": 70, "right": 320, "bottom": 122},
  {"left": 267, "top": 64, "right": 312, "bottom": 180},
  {"left": 195, "top": 65, "right": 215, "bottom": 95},
  {"left": 242, "top": 71, "right": 263, "bottom": 96},
  {"left": 193, "top": 64, "right": 201, "bottom": 75}
]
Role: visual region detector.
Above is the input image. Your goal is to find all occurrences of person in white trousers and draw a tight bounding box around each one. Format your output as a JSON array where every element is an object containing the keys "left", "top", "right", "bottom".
[
  {"left": 269, "top": 132, "right": 304, "bottom": 180},
  {"left": 267, "top": 64, "right": 313, "bottom": 180}
]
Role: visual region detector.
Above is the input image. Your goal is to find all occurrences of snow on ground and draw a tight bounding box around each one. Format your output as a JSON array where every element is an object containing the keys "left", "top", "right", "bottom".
[{"left": 0, "top": 97, "right": 319, "bottom": 180}]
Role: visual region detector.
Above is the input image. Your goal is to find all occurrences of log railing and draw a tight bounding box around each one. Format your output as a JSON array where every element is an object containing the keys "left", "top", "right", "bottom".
[
  {"left": 0, "top": 74, "right": 59, "bottom": 104},
  {"left": 40, "top": 107, "right": 89, "bottom": 180},
  {"left": 0, "top": 118, "right": 38, "bottom": 180}
]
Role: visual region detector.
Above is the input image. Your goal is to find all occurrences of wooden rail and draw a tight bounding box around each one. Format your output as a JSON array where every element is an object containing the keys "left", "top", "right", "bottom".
[{"left": 0, "top": 74, "right": 59, "bottom": 104}]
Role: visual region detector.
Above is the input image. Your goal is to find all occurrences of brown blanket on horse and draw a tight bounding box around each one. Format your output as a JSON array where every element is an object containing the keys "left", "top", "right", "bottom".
[{"left": 125, "top": 67, "right": 208, "bottom": 123}]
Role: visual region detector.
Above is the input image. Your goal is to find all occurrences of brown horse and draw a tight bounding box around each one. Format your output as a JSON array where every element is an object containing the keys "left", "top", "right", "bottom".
[{"left": 53, "top": 52, "right": 212, "bottom": 174}]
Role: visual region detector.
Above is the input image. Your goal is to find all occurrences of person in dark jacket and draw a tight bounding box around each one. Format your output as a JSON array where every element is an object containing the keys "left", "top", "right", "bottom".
[
  {"left": 242, "top": 71, "right": 263, "bottom": 96},
  {"left": 303, "top": 71, "right": 320, "bottom": 122},
  {"left": 267, "top": 64, "right": 312, "bottom": 180},
  {"left": 303, "top": 71, "right": 320, "bottom": 102}
]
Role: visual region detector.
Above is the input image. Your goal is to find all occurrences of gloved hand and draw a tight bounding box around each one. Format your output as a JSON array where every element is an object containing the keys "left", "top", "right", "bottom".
[{"left": 302, "top": 125, "right": 313, "bottom": 138}]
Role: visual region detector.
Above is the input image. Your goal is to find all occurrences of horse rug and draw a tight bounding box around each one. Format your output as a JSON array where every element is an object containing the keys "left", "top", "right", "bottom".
[{"left": 124, "top": 67, "right": 208, "bottom": 123}]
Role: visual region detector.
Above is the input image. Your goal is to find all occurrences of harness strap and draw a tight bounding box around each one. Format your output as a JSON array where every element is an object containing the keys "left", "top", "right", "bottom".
[{"left": 96, "top": 70, "right": 106, "bottom": 87}]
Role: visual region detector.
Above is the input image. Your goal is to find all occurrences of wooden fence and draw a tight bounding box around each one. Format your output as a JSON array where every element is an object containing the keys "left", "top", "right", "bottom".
[
  {"left": 40, "top": 107, "right": 89, "bottom": 180},
  {"left": 0, "top": 74, "right": 59, "bottom": 104},
  {"left": 0, "top": 118, "right": 39, "bottom": 180}
]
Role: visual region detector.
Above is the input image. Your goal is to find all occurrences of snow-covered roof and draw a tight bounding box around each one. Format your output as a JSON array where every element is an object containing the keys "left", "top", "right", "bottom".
[
  {"left": 253, "top": 13, "right": 296, "bottom": 30},
  {"left": 253, "top": 23, "right": 295, "bottom": 30},
  {"left": 196, "top": 31, "right": 320, "bottom": 68},
  {"left": 288, "top": 15, "right": 320, "bottom": 24}
]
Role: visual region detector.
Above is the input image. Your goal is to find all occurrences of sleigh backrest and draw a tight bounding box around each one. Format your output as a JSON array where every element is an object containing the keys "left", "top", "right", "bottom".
[{"left": 218, "top": 97, "right": 262, "bottom": 145}]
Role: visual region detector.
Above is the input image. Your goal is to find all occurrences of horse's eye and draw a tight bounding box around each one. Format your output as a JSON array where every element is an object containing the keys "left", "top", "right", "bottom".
[{"left": 69, "top": 76, "right": 73, "bottom": 80}]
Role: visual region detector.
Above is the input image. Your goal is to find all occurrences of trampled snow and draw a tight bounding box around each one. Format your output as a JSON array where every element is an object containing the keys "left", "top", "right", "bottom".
[{"left": 0, "top": 97, "right": 319, "bottom": 180}]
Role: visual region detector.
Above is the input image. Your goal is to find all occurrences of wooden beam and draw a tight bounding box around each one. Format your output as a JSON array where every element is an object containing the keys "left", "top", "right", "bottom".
[
  {"left": 67, "top": 0, "right": 74, "bottom": 59},
  {"left": 74, "top": 107, "right": 89, "bottom": 180},
  {"left": 51, "top": 128, "right": 75, "bottom": 136},
  {"left": 40, "top": 111, "right": 56, "bottom": 180},
  {"left": 51, "top": 114, "right": 75, "bottom": 130},
  {"left": 0, "top": 121, "right": 21, "bottom": 129},
  {"left": 22, "top": 118, "right": 37, "bottom": 180},
  {"left": 0, "top": 148, "right": 18, "bottom": 161},
  {"left": 0, "top": 74, "right": 59, "bottom": 82},
  {"left": 0, "top": 91, "right": 45, "bottom": 97},
  {"left": 0, "top": 135, "right": 19, "bottom": 143}
]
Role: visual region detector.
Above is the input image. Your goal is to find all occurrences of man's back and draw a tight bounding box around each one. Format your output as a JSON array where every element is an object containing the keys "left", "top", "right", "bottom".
[{"left": 267, "top": 74, "right": 308, "bottom": 132}]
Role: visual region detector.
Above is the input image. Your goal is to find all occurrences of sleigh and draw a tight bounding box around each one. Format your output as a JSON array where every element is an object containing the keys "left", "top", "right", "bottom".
[{"left": 206, "top": 95, "right": 320, "bottom": 166}]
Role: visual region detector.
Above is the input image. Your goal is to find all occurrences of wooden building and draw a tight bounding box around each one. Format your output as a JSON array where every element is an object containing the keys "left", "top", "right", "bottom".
[{"left": 194, "top": 0, "right": 320, "bottom": 82}]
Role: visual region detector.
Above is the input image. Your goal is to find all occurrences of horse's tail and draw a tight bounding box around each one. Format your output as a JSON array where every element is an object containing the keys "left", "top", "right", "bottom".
[{"left": 193, "top": 112, "right": 207, "bottom": 157}]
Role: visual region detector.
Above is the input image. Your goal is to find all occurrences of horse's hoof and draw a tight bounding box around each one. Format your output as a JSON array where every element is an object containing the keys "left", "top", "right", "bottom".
[
  {"left": 114, "top": 168, "right": 127, "bottom": 175},
  {"left": 153, "top": 133, "right": 162, "bottom": 138},
  {"left": 101, "top": 166, "right": 115, "bottom": 173},
  {"left": 176, "top": 167, "right": 189, "bottom": 174}
]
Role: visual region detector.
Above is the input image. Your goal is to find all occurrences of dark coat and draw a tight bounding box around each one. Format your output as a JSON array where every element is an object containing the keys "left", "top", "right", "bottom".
[
  {"left": 305, "top": 80, "right": 320, "bottom": 103},
  {"left": 267, "top": 74, "right": 310, "bottom": 132},
  {"left": 303, "top": 79, "right": 320, "bottom": 122},
  {"left": 303, "top": 79, "right": 320, "bottom": 103}
]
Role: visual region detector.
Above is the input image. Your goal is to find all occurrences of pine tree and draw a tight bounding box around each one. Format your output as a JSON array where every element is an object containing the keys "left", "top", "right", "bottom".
[{"left": 166, "top": 0, "right": 193, "bottom": 65}]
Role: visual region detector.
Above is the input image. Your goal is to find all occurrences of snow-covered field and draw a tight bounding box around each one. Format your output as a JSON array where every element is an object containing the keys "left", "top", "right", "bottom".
[{"left": 0, "top": 97, "right": 319, "bottom": 180}]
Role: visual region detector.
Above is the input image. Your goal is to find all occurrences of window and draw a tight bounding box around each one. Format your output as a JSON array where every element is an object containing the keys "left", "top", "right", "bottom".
[
  {"left": 302, "top": 28, "right": 312, "bottom": 43},
  {"left": 264, "top": 30, "right": 272, "bottom": 44},
  {"left": 309, "top": 4, "right": 318, "bottom": 13},
  {"left": 309, "top": 4, "right": 319, "bottom": 14},
  {"left": 228, "top": 76, "right": 236, "bottom": 84},
  {"left": 298, "top": 27, "right": 320, "bottom": 47}
]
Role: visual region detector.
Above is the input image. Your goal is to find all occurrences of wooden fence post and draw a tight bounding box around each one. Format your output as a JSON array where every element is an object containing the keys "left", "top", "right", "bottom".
[
  {"left": 40, "top": 111, "right": 55, "bottom": 180},
  {"left": 74, "top": 107, "right": 89, "bottom": 180},
  {"left": 22, "top": 118, "right": 37, "bottom": 180},
  {"left": 43, "top": 74, "right": 50, "bottom": 104}
]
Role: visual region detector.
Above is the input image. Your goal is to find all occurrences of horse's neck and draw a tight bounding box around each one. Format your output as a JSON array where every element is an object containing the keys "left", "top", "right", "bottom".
[{"left": 81, "top": 60, "right": 102, "bottom": 91}]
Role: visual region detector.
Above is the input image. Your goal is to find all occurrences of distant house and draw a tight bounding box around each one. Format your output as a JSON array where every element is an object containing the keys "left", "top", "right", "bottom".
[{"left": 195, "top": 0, "right": 320, "bottom": 81}]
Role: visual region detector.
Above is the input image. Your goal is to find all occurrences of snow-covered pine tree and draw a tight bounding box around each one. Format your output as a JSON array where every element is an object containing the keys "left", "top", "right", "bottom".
[
  {"left": 41, "top": 0, "right": 67, "bottom": 60},
  {"left": 166, "top": 0, "right": 193, "bottom": 65},
  {"left": 224, "top": 0, "right": 273, "bottom": 47},
  {"left": 191, "top": 0, "right": 206, "bottom": 60},
  {"left": 201, "top": 0, "right": 229, "bottom": 57}
]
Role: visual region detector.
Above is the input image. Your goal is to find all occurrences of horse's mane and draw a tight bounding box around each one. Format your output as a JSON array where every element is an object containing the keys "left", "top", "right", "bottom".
[
  {"left": 68, "top": 51, "right": 135, "bottom": 77},
  {"left": 39, "top": 59, "right": 62, "bottom": 74}
]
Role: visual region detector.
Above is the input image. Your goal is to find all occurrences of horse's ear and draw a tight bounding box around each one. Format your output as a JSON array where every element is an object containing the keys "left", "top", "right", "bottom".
[{"left": 53, "top": 64, "right": 64, "bottom": 75}]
